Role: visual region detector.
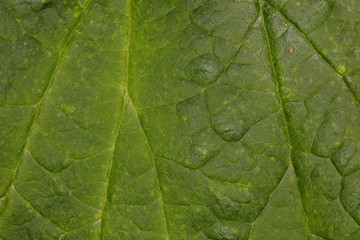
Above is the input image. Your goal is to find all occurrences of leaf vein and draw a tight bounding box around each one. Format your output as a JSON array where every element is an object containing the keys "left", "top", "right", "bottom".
[
  {"left": 263, "top": 0, "right": 360, "bottom": 108},
  {"left": 99, "top": 0, "right": 134, "bottom": 238},
  {"left": 248, "top": 1, "right": 310, "bottom": 239},
  {"left": 128, "top": 96, "right": 171, "bottom": 240},
  {"left": 12, "top": 185, "right": 67, "bottom": 232},
  {"left": 0, "top": 0, "right": 93, "bottom": 217}
]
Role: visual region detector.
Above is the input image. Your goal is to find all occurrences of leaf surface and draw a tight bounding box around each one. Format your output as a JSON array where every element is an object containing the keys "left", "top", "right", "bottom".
[{"left": 0, "top": 0, "right": 360, "bottom": 239}]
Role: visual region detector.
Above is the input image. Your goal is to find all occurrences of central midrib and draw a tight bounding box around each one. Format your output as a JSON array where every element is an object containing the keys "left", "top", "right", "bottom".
[
  {"left": 261, "top": 0, "right": 360, "bottom": 229},
  {"left": 97, "top": 0, "right": 132, "bottom": 237},
  {"left": 98, "top": 0, "right": 170, "bottom": 239},
  {"left": 248, "top": 0, "right": 310, "bottom": 238}
]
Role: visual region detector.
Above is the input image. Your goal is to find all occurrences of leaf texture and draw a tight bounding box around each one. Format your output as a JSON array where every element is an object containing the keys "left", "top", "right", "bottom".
[{"left": 0, "top": 0, "right": 360, "bottom": 239}]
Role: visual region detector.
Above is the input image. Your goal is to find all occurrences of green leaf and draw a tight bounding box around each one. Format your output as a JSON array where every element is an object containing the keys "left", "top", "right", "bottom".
[{"left": 0, "top": 0, "right": 359, "bottom": 239}]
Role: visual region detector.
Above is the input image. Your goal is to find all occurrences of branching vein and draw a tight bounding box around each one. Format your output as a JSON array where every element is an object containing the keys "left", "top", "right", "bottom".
[{"left": 0, "top": 0, "right": 93, "bottom": 217}]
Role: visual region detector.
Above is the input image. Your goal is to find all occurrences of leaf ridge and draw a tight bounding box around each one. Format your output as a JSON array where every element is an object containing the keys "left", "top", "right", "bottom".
[
  {"left": 249, "top": 0, "right": 311, "bottom": 238},
  {"left": 98, "top": 0, "right": 132, "bottom": 238},
  {"left": 27, "top": 150, "right": 103, "bottom": 213},
  {"left": 248, "top": 165, "right": 290, "bottom": 239},
  {"left": 12, "top": 185, "right": 67, "bottom": 232},
  {"left": 0, "top": 0, "right": 93, "bottom": 217},
  {"left": 312, "top": 234, "right": 328, "bottom": 240},
  {"left": 112, "top": 203, "right": 150, "bottom": 232},
  {"left": 340, "top": 191, "right": 360, "bottom": 227},
  {"left": 263, "top": 0, "right": 360, "bottom": 228},
  {"left": 128, "top": 96, "right": 171, "bottom": 240},
  {"left": 98, "top": 95, "right": 128, "bottom": 239},
  {"left": 262, "top": 0, "right": 360, "bottom": 108},
  {"left": 202, "top": 13, "right": 261, "bottom": 92},
  {"left": 1, "top": 0, "right": 55, "bottom": 49},
  {"left": 1, "top": 0, "right": 26, "bottom": 34},
  {"left": 97, "top": 1, "right": 170, "bottom": 238}
]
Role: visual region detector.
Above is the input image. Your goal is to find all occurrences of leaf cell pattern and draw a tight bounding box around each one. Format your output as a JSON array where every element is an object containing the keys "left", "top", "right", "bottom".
[{"left": 0, "top": 0, "right": 360, "bottom": 239}]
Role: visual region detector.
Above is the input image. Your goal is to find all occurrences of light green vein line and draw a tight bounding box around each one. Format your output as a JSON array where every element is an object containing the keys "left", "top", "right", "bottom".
[
  {"left": 95, "top": 0, "right": 170, "bottom": 237},
  {"left": 0, "top": 0, "right": 92, "bottom": 216},
  {"left": 260, "top": 2, "right": 291, "bottom": 154},
  {"left": 128, "top": 96, "right": 171, "bottom": 240},
  {"left": 248, "top": 0, "right": 310, "bottom": 239},
  {"left": 12, "top": 185, "right": 67, "bottom": 232},
  {"left": 99, "top": 0, "right": 131, "bottom": 238},
  {"left": 98, "top": 94, "right": 128, "bottom": 239},
  {"left": 263, "top": 0, "right": 360, "bottom": 228},
  {"left": 312, "top": 234, "right": 327, "bottom": 240},
  {"left": 262, "top": 0, "right": 360, "bottom": 108},
  {"left": 202, "top": 12, "right": 261, "bottom": 93},
  {"left": 1, "top": 0, "right": 26, "bottom": 33},
  {"left": 248, "top": 165, "right": 291, "bottom": 239}
]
